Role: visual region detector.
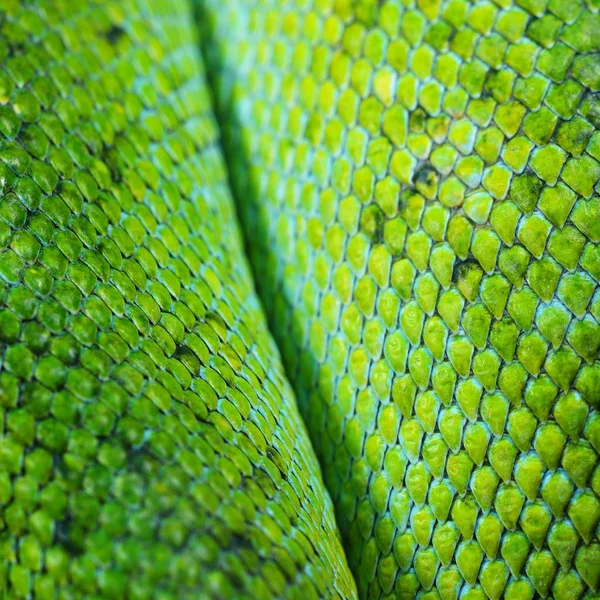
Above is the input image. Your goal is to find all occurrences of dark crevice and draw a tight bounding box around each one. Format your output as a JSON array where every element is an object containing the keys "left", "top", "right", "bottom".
[{"left": 191, "top": 0, "right": 358, "bottom": 588}]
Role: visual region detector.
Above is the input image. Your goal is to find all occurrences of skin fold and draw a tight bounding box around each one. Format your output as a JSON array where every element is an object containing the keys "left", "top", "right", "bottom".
[
  {"left": 196, "top": 0, "right": 600, "bottom": 598},
  {"left": 0, "top": 1, "right": 356, "bottom": 598}
]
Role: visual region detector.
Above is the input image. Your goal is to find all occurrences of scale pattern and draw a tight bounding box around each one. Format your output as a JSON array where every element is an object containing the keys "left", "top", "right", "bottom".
[
  {"left": 0, "top": 1, "right": 356, "bottom": 598},
  {"left": 199, "top": 0, "right": 600, "bottom": 597}
]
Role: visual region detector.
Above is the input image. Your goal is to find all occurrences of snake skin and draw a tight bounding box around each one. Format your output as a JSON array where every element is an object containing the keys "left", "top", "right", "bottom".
[
  {"left": 0, "top": 1, "right": 357, "bottom": 598},
  {"left": 198, "top": 0, "right": 600, "bottom": 598}
]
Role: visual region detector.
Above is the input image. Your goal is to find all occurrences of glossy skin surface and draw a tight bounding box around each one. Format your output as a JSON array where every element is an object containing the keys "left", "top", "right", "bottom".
[
  {"left": 0, "top": 1, "right": 356, "bottom": 598},
  {"left": 198, "top": 0, "right": 600, "bottom": 598}
]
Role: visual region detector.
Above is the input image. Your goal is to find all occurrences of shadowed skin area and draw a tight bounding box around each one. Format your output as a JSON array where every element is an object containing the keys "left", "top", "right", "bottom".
[
  {"left": 196, "top": 0, "right": 600, "bottom": 598},
  {"left": 0, "top": 1, "right": 357, "bottom": 598}
]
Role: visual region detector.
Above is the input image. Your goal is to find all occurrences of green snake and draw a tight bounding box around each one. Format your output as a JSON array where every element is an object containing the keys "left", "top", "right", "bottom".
[{"left": 1, "top": 0, "right": 599, "bottom": 598}]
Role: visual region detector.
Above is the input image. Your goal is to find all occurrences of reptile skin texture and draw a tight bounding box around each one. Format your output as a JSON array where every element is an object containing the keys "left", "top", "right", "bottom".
[
  {"left": 0, "top": 1, "right": 357, "bottom": 598},
  {"left": 197, "top": 0, "right": 600, "bottom": 598}
]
